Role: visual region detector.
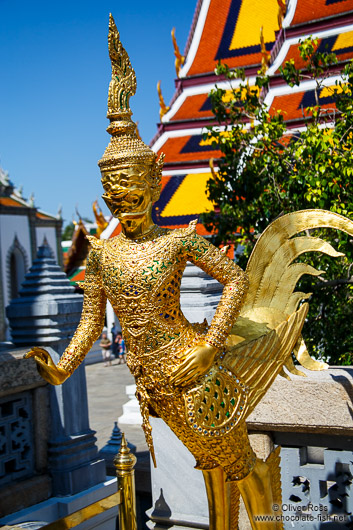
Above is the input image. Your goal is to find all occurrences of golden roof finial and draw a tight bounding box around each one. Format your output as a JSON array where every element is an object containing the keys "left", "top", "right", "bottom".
[
  {"left": 157, "top": 81, "right": 170, "bottom": 121},
  {"left": 171, "top": 27, "right": 185, "bottom": 78},
  {"left": 260, "top": 26, "right": 271, "bottom": 74},
  {"left": 209, "top": 158, "right": 218, "bottom": 181},
  {"left": 277, "top": 0, "right": 287, "bottom": 29},
  {"left": 92, "top": 200, "right": 108, "bottom": 237}
]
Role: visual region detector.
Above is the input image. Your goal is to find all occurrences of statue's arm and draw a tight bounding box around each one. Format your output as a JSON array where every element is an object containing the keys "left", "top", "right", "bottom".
[
  {"left": 57, "top": 248, "right": 107, "bottom": 376},
  {"left": 170, "top": 232, "right": 248, "bottom": 387},
  {"left": 187, "top": 234, "right": 249, "bottom": 350},
  {"left": 25, "top": 248, "right": 107, "bottom": 384}
]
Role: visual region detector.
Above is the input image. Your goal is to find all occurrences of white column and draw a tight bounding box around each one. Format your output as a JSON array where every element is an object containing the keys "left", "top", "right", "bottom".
[{"left": 106, "top": 299, "right": 116, "bottom": 340}]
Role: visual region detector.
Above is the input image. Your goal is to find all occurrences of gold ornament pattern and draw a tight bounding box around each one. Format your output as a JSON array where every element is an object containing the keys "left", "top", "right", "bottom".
[
  {"left": 58, "top": 220, "right": 254, "bottom": 476},
  {"left": 107, "top": 14, "right": 136, "bottom": 119},
  {"left": 184, "top": 365, "right": 248, "bottom": 437}
]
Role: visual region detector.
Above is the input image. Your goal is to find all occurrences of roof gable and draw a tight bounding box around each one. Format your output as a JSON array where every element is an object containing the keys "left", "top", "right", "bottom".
[{"left": 181, "top": 0, "right": 279, "bottom": 77}]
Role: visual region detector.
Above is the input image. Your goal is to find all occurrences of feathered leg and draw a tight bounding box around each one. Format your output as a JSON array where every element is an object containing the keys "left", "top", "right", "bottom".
[
  {"left": 203, "top": 467, "right": 231, "bottom": 530},
  {"left": 203, "top": 467, "right": 241, "bottom": 529},
  {"left": 236, "top": 448, "right": 283, "bottom": 529},
  {"left": 228, "top": 480, "right": 241, "bottom": 529},
  {"left": 266, "top": 446, "right": 283, "bottom": 526}
]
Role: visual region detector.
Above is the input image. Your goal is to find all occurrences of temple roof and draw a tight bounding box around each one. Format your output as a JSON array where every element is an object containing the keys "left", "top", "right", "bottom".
[
  {"left": 180, "top": 0, "right": 279, "bottom": 77},
  {"left": 273, "top": 29, "right": 353, "bottom": 74},
  {"left": 97, "top": 0, "right": 353, "bottom": 243},
  {"left": 36, "top": 210, "right": 60, "bottom": 221},
  {"left": 0, "top": 196, "right": 27, "bottom": 208},
  {"left": 0, "top": 165, "right": 60, "bottom": 223},
  {"left": 290, "top": 0, "right": 353, "bottom": 26},
  {"left": 63, "top": 219, "right": 91, "bottom": 276},
  {"left": 267, "top": 82, "right": 341, "bottom": 124},
  {"left": 149, "top": 0, "right": 353, "bottom": 233}
]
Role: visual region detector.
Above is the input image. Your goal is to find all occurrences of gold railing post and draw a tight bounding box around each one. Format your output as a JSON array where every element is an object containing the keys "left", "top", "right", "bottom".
[{"left": 114, "top": 433, "right": 137, "bottom": 530}]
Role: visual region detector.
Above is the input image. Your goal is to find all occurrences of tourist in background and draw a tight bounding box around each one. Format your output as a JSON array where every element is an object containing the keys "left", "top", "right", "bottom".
[
  {"left": 111, "top": 322, "right": 118, "bottom": 358},
  {"left": 100, "top": 332, "right": 112, "bottom": 367},
  {"left": 115, "top": 332, "right": 126, "bottom": 364}
]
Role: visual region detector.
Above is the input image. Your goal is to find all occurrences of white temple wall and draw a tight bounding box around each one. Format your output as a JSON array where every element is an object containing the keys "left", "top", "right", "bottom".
[
  {"left": 35, "top": 226, "right": 58, "bottom": 261},
  {"left": 0, "top": 214, "right": 31, "bottom": 312}
]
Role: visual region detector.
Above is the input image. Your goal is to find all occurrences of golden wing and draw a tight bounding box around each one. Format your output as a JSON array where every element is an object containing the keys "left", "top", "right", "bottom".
[
  {"left": 226, "top": 303, "right": 308, "bottom": 415},
  {"left": 233, "top": 210, "right": 353, "bottom": 376}
]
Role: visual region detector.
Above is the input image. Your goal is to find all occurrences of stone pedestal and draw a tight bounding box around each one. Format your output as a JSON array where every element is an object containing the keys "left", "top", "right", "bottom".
[
  {"left": 118, "top": 384, "right": 142, "bottom": 425},
  {"left": 180, "top": 262, "right": 223, "bottom": 324},
  {"left": 146, "top": 418, "right": 208, "bottom": 530},
  {"left": 6, "top": 243, "right": 83, "bottom": 355}
]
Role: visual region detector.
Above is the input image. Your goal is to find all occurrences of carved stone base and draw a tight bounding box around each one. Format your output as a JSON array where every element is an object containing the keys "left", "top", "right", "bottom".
[
  {"left": 147, "top": 417, "right": 209, "bottom": 530},
  {"left": 0, "top": 474, "right": 52, "bottom": 518}
]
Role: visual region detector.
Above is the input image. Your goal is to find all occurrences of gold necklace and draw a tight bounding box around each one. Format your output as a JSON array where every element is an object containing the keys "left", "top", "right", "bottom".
[{"left": 119, "top": 224, "right": 164, "bottom": 244}]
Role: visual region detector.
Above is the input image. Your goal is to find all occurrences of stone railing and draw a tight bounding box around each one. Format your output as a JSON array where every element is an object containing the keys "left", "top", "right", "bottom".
[{"left": 0, "top": 345, "right": 50, "bottom": 516}]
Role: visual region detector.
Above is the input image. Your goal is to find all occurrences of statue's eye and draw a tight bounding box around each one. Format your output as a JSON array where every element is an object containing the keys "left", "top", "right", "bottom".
[{"left": 128, "top": 194, "right": 140, "bottom": 206}]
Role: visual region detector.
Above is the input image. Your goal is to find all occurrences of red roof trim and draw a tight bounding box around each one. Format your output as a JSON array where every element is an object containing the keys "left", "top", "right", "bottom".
[
  {"left": 183, "top": 0, "right": 204, "bottom": 58},
  {"left": 287, "top": 11, "right": 353, "bottom": 37}
]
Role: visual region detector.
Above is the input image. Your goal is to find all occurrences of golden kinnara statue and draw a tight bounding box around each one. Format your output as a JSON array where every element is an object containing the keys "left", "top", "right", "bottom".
[{"left": 26, "top": 15, "right": 353, "bottom": 530}]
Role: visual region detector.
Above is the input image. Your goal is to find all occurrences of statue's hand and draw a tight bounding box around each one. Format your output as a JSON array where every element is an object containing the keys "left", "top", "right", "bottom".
[
  {"left": 169, "top": 342, "right": 217, "bottom": 388},
  {"left": 24, "top": 347, "right": 68, "bottom": 385}
]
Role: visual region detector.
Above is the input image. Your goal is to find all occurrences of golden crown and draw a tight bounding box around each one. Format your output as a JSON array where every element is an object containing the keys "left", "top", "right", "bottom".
[{"left": 98, "top": 15, "right": 164, "bottom": 178}]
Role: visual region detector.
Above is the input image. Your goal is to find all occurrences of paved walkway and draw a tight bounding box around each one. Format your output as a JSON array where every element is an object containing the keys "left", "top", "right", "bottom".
[{"left": 85, "top": 358, "right": 148, "bottom": 454}]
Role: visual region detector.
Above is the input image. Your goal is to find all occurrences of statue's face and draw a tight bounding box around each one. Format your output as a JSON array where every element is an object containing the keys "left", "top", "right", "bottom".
[{"left": 101, "top": 165, "right": 153, "bottom": 220}]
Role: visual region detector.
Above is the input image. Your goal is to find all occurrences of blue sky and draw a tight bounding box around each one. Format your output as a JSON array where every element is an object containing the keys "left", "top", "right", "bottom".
[{"left": 0, "top": 0, "right": 196, "bottom": 224}]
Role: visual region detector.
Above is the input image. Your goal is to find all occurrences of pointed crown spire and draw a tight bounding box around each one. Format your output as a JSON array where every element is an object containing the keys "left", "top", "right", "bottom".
[{"left": 98, "top": 15, "right": 164, "bottom": 176}]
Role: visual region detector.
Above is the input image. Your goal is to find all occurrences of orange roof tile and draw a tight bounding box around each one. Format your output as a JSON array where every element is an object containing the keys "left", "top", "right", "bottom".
[
  {"left": 275, "top": 31, "right": 353, "bottom": 74},
  {"left": 171, "top": 94, "right": 213, "bottom": 121},
  {"left": 68, "top": 267, "right": 86, "bottom": 286},
  {"left": 110, "top": 223, "right": 122, "bottom": 238},
  {"left": 186, "top": 0, "right": 279, "bottom": 76},
  {"left": 0, "top": 197, "right": 27, "bottom": 207},
  {"left": 69, "top": 269, "right": 86, "bottom": 283},
  {"left": 269, "top": 86, "right": 339, "bottom": 121},
  {"left": 291, "top": 0, "right": 353, "bottom": 26},
  {"left": 157, "top": 135, "right": 222, "bottom": 164},
  {"left": 36, "top": 211, "right": 55, "bottom": 220}
]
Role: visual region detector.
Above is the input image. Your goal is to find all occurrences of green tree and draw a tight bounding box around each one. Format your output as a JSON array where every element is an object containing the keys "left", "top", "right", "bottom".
[
  {"left": 62, "top": 223, "right": 75, "bottom": 241},
  {"left": 202, "top": 37, "right": 353, "bottom": 364}
]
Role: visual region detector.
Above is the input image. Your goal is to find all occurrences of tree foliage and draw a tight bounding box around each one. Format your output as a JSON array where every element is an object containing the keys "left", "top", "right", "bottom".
[
  {"left": 62, "top": 223, "right": 75, "bottom": 241},
  {"left": 201, "top": 38, "right": 353, "bottom": 364}
]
